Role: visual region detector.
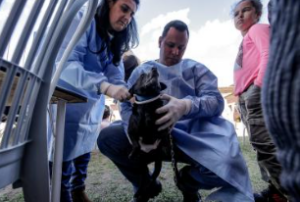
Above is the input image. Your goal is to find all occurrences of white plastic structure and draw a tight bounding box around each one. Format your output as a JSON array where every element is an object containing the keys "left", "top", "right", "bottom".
[{"left": 0, "top": 0, "right": 99, "bottom": 201}]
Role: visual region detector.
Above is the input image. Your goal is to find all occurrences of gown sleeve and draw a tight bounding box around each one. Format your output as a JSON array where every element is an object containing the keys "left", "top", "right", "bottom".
[
  {"left": 56, "top": 11, "right": 125, "bottom": 96},
  {"left": 182, "top": 64, "right": 224, "bottom": 119}
]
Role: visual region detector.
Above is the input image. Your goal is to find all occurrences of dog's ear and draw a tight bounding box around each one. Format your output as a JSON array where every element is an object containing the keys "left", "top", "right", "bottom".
[
  {"left": 129, "top": 73, "right": 146, "bottom": 95},
  {"left": 160, "top": 82, "right": 167, "bottom": 91}
]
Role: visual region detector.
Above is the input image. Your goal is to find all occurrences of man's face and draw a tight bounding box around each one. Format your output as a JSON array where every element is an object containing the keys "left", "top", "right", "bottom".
[{"left": 158, "top": 27, "right": 189, "bottom": 66}]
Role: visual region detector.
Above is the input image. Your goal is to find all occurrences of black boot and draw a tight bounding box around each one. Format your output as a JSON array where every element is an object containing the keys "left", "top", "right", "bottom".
[
  {"left": 132, "top": 180, "right": 162, "bottom": 202},
  {"left": 182, "top": 191, "right": 202, "bottom": 202},
  {"left": 254, "top": 183, "right": 288, "bottom": 202},
  {"left": 71, "top": 186, "right": 92, "bottom": 202}
]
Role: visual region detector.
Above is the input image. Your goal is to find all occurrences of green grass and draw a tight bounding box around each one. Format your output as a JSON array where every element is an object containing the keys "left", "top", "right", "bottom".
[
  {"left": 0, "top": 192, "right": 23, "bottom": 202},
  {"left": 0, "top": 137, "right": 267, "bottom": 202}
]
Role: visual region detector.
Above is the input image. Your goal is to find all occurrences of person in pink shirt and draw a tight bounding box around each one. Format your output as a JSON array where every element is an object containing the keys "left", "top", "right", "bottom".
[{"left": 232, "top": 0, "right": 288, "bottom": 201}]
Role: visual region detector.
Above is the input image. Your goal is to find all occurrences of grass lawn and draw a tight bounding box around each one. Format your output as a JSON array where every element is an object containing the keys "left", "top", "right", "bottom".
[{"left": 0, "top": 137, "right": 267, "bottom": 202}]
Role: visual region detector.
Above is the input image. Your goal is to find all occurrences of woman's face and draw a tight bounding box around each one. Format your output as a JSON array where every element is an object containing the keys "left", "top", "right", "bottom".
[
  {"left": 233, "top": 1, "right": 260, "bottom": 35},
  {"left": 108, "top": 0, "right": 137, "bottom": 32}
]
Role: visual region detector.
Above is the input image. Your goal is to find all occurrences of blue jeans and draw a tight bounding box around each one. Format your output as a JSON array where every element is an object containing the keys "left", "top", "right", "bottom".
[
  {"left": 50, "top": 152, "right": 91, "bottom": 202},
  {"left": 97, "top": 124, "right": 231, "bottom": 195}
]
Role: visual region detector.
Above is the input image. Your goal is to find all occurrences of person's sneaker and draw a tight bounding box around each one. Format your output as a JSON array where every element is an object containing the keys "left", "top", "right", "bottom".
[
  {"left": 71, "top": 186, "right": 92, "bottom": 202},
  {"left": 269, "top": 192, "right": 288, "bottom": 202},
  {"left": 254, "top": 184, "right": 288, "bottom": 202},
  {"left": 182, "top": 192, "right": 202, "bottom": 202},
  {"left": 131, "top": 180, "right": 162, "bottom": 202}
]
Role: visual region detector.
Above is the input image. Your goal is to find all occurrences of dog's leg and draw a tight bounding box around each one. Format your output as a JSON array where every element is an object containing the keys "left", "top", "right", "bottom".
[
  {"left": 128, "top": 140, "right": 140, "bottom": 159},
  {"left": 128, "top": 113, "right": 144, "bottom": 159},
  {"left": 151, "top": 158, "right": 162, "bottom": 181}
]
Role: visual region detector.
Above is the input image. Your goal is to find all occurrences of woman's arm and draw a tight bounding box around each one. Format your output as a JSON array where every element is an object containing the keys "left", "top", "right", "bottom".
[{"left": 250, "top": 24, "right": 270, "bottom": 87}]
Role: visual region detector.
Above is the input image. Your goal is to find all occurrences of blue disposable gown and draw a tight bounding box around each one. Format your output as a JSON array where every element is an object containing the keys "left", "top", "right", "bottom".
[
  {"left": 120, "top": 59, "right": 254, "bottom": 201},
  {"left": 53, "top": 12, "right": 125, "bottom": 161}
]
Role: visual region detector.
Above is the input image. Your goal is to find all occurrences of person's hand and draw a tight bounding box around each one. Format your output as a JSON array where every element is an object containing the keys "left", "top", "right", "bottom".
[
  {"left": 101, "top": 82, "right": 131, "bottom": 101},
  {"left": 106, "top": 84, "right": 131, "bottom": 101},
  {"left": 155, "top": 94, "right": 191, "bottom": 131}
]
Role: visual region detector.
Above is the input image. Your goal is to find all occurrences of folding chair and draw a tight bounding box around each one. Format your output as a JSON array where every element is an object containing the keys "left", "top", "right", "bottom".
[{"left": 0, "top": 0, "right": 98, "bottom": 201}]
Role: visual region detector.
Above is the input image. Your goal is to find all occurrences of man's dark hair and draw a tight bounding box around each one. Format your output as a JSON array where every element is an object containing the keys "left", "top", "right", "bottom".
[
  {"left": 161, "top": 20, "right": 189, "bottom": 38},
  {"left": 123, "top": 54, "right": 140, "bottom": 82},
  {"left": 103, "top": 105, "right": 111, "bottom": 120},
  {"left": 92, "top": 0, "right": 140, "bottom": 66}
]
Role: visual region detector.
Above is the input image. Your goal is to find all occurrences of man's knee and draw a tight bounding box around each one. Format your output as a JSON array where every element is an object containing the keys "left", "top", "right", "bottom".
[
  {"left": 97, "top": 124, "right": 127, "bottom": 155},
  {"left": 97, "top": 125, "right": 116, "bottom": 153},
  {"left": 178, "top": 165, "right": 230, "bottom": 192}
]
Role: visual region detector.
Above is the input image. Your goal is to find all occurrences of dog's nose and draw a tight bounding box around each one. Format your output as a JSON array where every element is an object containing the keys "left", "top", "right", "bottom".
[
  {"left": 151, "top": 68, "right": 158, "bottom": 75},
  {"left": 151, "top": 67, "right": 158, "bottom": 72}
]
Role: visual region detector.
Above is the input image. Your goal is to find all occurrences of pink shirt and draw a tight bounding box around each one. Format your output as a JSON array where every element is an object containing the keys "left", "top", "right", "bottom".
[{"left": 234, "top": 24, "right": 270, "bottom": 95}]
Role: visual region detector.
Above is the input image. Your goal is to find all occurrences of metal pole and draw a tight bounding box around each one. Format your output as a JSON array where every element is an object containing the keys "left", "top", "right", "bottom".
[
  {"left": 0, "top": 0, "right": 27, "bottom": 57},
  {"left": 51, "top": 99, "right": 67, "bottom": 202}
]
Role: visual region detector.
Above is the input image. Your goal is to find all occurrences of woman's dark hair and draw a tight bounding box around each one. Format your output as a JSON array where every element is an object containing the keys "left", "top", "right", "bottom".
[
  {"left": 231, "top": 0, "right": 263, "bottom": 20},
  {"left": 161, "top": 20, "right": 189, "bottom": 38},
  {"left": 93, "top": 0, "right": 140, "bottom": 66}
]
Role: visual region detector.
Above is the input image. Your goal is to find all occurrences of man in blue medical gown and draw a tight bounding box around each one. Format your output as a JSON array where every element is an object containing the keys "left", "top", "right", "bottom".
[{"left": 98, "top": 20, "right": 254, "bottom": 202}]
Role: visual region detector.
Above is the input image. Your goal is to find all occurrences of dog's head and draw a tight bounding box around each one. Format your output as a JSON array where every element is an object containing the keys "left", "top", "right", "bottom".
[{"left": 129, "top": 67, "right": 166, "bottom": 97}]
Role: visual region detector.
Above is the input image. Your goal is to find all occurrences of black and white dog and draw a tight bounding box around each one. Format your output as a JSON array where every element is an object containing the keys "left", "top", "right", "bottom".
[{"left": 128, "top": 67, "right": 169, "bottom": 181}]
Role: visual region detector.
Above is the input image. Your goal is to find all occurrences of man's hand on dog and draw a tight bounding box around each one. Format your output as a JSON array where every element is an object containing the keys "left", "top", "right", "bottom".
[{"left": 155, "top": 94, "right": 192, "bottom": 131}]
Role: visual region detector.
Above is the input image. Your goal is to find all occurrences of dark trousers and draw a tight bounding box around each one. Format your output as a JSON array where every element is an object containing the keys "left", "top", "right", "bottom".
[
  {"left": 50, "top": 152, "right": 91, "bottom": 202},
  {"left": 238, "top": 84, "right": 283, "bottom": 191},
  {"left": 97, "top": 124, "right": 230, "bottom": 195}
]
